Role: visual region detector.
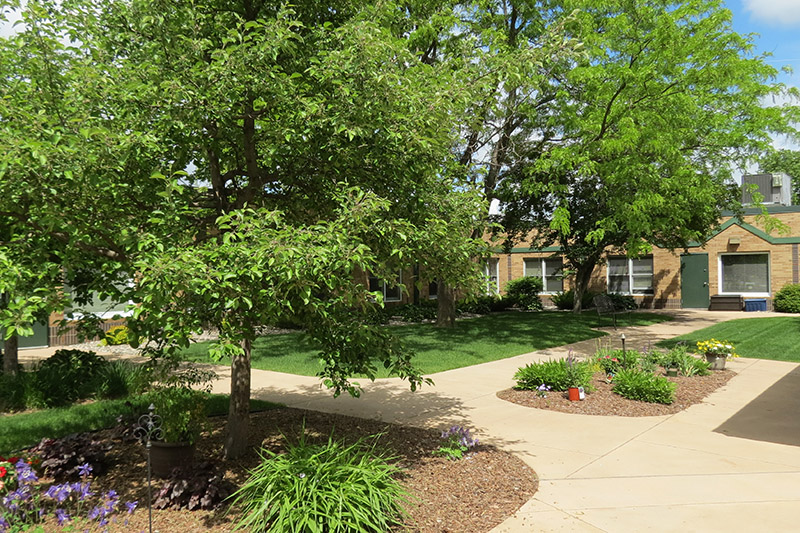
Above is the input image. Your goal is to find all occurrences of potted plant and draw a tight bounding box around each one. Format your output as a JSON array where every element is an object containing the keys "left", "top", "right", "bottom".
[
  {"left": 147, "top": 367, "right": 215, "bottom": 477},
  {"left": 696, "top": 339, "right": 737, "bottom": 370},
  {"left": 565, "top": 353, "right": 586, "bottom": 401}
]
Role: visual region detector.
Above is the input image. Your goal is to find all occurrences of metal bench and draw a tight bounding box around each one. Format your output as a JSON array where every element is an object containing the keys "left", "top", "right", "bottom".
[{"left": 592, "top": 294, "right": 630, "bottom": 329}]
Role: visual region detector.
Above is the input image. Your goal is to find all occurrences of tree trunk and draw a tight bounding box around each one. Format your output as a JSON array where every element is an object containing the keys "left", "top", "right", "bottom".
[
  {"left": 436, "top": 282, "right": 456, "bottom": 328},
  {"left": 224, "top": 337, "right": 251, "bottom": 459},
  {"left": 3, "top": 334, "right": 18, "bottom": 375},
  {"left": 572, "top": 263, "right": 596, "bottom": 313}
]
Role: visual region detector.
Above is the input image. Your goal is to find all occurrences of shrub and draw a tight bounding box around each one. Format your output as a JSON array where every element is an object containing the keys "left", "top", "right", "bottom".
[
  {"left": 31, "top": 349, "right": 110, "bottom": 407},
  {"left": 551, "top": 289, "right": 596, "bottom": 310},
  {"left": 661, "top": 345, "right": 710, "bottom": 376},
  {"left": 154, "top": 462, "right": 233, "bottom": 511},
  {"left": 504, "top": 277, "right": 543, "bottom": 311},
  {"left": 457, "top": 295, "right": 510, "bottom": 314},
  {"left": 433, "top": 426, "right": 479, "bottom": 460},
  {"left": 101, "top": 325, "right": 130, "bottom": 346},
  {"left": 612, "top": 368, "right": 676, "bottom": 404},
  {"left": 387, "top": 302, "right": 438, "bottom": 322},
  {"left": 514, "top": 357, "right": 594, "bottom": 392},
  {"left": 230, "top": 431, "right": 409, "bottom": 533},
  {"left": 0, "top": 371, "right": 31, "bottom": 412},
  {"left": 774, "top": 283, "right": 800, "bottom": 313}
]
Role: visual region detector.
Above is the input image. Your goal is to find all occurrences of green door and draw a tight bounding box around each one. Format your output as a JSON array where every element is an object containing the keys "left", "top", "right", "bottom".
[
  {"left": 16, "top": 322, "right": 50, "bottom": 349},
  {"left": 680, "top": 253, "right": 709, "bottom": 308}
]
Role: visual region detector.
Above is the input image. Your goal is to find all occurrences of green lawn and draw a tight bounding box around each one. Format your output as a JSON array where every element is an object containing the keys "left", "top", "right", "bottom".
[
  {"left": 657, "top": 316, "right": 800, "bottom": 362},
  {"left": 181, "top": 311, "right": 672, "bottom": 377},
  {"left": 0, "top": 394, "right": 282, "bottom": 455}
]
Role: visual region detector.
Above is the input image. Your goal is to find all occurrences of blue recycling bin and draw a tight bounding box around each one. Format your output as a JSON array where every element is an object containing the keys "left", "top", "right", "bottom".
[{"left": 744, "top": 298, "right": 767, "bottom": 312}]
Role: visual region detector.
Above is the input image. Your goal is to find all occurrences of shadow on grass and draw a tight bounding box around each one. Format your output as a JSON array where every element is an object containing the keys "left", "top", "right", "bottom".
[{"left": 714, "top": 365, "right": 800, "bottom": 447}]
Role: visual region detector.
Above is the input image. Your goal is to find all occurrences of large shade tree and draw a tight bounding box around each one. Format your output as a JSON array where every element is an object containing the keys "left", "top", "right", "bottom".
[
  {"left": 0, "top": 0, "right": 487, "bottom": 457},
  {"left": 495, "top": 0, "right": 799, "bottom": 310}
]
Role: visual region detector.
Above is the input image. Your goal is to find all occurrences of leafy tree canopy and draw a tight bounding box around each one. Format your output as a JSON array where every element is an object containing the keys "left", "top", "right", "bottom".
[{"left": 759, "top": 149, "right": 800, "bottom": 204}]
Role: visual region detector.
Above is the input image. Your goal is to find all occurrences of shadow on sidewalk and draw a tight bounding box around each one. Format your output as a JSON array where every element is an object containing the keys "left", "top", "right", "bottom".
[{"left": 714, "top": 365, "right": 800, "bottom": 447}]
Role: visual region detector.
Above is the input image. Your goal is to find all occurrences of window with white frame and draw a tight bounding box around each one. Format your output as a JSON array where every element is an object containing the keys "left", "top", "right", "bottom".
[
  {"left": 719, "top": 253, "right": 769, "bottom": 295},
  {"left": 369, "top": 271, "right": 402, "bottom": 302},
  {"left": 524, "top": 258, "right": 564, "bottom": 293},
  {"left": 484, "top": 258, "right": 499, "bottom": 295},
  {"left": 607, "top": 257, "right": 653, "bottom": 294}
]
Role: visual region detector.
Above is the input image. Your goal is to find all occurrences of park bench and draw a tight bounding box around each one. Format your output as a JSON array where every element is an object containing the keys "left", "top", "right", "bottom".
[{"left": 592, "top": 294, "right": 631, "bottom": 329}]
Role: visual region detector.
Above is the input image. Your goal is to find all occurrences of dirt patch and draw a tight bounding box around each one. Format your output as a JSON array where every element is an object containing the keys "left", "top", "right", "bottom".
[
  {"left": 497, "top": 370, "right": 736, "bottom": 417},
  {"left": 64, "top": 408, "right": 537, "bottom": 532}
]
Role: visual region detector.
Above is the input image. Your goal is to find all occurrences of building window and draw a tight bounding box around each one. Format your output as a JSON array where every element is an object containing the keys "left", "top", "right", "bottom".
[
  {"left": 485, "top": 258, "right": 499, "bottom": 295},
  {"left": 607, "top": 257, "right": 653, "bottom": 294},
  {"left": 524, "top": 258, "right": 564, "bottom": 293},
  {"left": 428, "top": 280, "right": 438, "bottom": 300},
  {"left": 719, "top": 253, "right": 769, "bottom": 295},
  {"left": 369, "top": 271, "right": 402, "bottom": 302},
  {"left": 65, "top": 281, "right": 134, "bottom": 319}
]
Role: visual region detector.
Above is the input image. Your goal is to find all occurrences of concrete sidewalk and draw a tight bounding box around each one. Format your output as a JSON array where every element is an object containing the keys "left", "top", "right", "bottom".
[{"left": 207, "top": 309, "right": 800, "bottom": 532}]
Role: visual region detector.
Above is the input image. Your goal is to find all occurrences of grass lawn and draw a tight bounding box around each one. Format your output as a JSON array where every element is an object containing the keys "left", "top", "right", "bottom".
[
  {"left": 657, "top": 316, "right": 800, "bottom": 362},
  {"left": 180, "top": 311, "right": 672, "bottom": 377},
  {"left": 0, "top": 394, "right": 282, "bottom": 455}
]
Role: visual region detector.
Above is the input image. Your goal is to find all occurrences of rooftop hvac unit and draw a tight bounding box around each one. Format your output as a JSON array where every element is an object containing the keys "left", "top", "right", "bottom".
[{"left": 741, "top": 173, "right": 793, "bottom": 206}]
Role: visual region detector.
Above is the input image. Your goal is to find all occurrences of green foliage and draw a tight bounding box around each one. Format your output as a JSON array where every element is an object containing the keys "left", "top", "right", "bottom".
[
  {"left": 150, "top": 367, "right": 215, "bottom": 445},
  {"left": 774, "top": 284, "right": 800, "bottom": 313},
  {"left": 230, "top": 431, "right": 408, "bottom": 533},
  {"left": 0, "top": 371, "right": 30, "bottom": 412},
  {"left": 595, "top": 348, "right": 641, "bottom": 373},
  {"left": 504, "top": 277, "right": 544, "bottom": 311},
  {"left": 613, "top": 369, "right": 676, "bottom": 405},
  {"left": 760, "top": 149, "right": 800, "bottom": 204},
  {"left": 457, "top": 295, "right": 510, "bottom": 314},
  {"left": 433, "top": 426, "right": 479, "bottom": 461},
  {"left": 101, "top": 325, "right": 130, "bottom": 346},
  {"left": 385, "top": 302, "right": 438, "bottom": 323},
  {"left": 514, "top": 357, "right": 594, "bottom": 392},
  {"left": 97, "top": 361, "right": 152, "bottom": 399},
  {"left": 30, "top": 350, "right": 110, "bottom": 408},
  {"left": 551, "top": 290, "right": 595, "bottom": 310},
  {"left": 658, "top": 344, "right": 710, "bottom": 377}
]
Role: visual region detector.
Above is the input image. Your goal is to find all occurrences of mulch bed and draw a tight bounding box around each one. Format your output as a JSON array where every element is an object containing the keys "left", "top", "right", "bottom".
[
  {"left": 70, "top": 408, "right": 538, "bottom": 533},
  {"left": 497, "top": 369, "right": 736, "bottom": 417}
]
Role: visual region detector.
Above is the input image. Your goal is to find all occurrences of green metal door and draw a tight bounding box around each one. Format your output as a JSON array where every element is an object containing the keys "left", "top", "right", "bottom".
[
  {"left": 680, "top": 253, "right": 709, "bottom": 308},
  {"left": 18, "top": 322, "right": 49, "bottom": 349}
]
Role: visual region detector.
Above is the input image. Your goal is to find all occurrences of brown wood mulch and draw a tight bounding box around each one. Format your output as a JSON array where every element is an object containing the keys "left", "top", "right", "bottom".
[
  {"left": 66, "top": 408, "right": 537, "bottom": 533},
  {"left": 497, "top": 369, "right": 736, "bottom": 417}
]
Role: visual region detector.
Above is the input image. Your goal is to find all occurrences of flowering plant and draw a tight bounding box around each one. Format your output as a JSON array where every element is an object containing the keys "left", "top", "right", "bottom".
[
  {"left": 0, "top": 460, "right": 137, "bottom": 532},
  {"left": 696, "top": 339, "right": 738, "bottom": 359},
  {"left": 0, "top": 454, "right": 40, "bottom": 494},
  {"left": 536, "top": 384, "right": 551, "bottom": 398},
  {"left": 433, "top": 426, "right": 479, "bottom": 460}
]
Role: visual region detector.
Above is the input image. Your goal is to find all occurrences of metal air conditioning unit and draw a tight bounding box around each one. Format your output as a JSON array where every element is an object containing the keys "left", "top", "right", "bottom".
[{"left": 741, "top": 173, "right": 793, "bottom": 206}]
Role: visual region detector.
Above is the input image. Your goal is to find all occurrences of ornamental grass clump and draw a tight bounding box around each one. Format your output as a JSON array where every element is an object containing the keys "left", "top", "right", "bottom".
[
  {"left": 612, "top": 368, "right": 676, "bottom": 405},
  {"left": 230, "top": 430, "right": 409, "bottom": 533},
  {"left": 514, "top": 356, "right": 593, "bottom": 392}
]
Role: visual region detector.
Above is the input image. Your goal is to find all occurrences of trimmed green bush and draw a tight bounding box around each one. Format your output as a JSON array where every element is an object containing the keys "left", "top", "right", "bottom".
[
  {"left": 230, "top": 431, "right": 408, "bottom": 533},
  {"left": 504, "top": 277, "right": 543, "bottom": 311},
  {"left": 386, "top": 302, "right": 438, "bottom": 322},
  {"left": 514, "top": 357, "right": 594, "bottom": 392},
  {"left": 551, "top": 289, "right": 595, "bottom": 310},
  {"left": 774, "top": 283, "right": 800, "bottom": 313},
  {"left": 32, "top": 350, "right": 110, "bottom": 407},
  {"left": 612, "top": 368, "right": 676, "bottom": 404},
  {"left": 457, "top": 295, "right": 510, "bottom": 314},
  {"left": 603, "top": 292, "right": 638, "bottom": 310}
]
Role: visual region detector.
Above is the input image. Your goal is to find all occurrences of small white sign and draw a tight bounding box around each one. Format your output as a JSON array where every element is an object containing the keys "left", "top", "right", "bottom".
[{"left": 578, "top": 387, "right": 585, "bottom": 400}]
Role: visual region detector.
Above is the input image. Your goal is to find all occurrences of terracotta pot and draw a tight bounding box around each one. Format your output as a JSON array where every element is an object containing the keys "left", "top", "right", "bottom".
[
  {"left": 149, "top": 441, "right": 196, "bottom": 478},
  {"left": 568, "top": 387, "right": 581, "bottom": 401},
  {"left": 704, "top": 353, "right": 727, "bottom": 371}
]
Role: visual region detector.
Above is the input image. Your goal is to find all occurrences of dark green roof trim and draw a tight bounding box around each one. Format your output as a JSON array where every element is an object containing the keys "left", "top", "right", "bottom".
[{"left": 687, "top": 217, "right": 800, "bottom": 248}]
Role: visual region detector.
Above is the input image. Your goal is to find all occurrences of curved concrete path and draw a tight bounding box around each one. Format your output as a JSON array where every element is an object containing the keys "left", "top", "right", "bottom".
[
  {"left": 19, "top": 310, "right": 800, "bottom": 531},
  {"left": 208, "top": 310, "right": 800, "bottom": 532}
]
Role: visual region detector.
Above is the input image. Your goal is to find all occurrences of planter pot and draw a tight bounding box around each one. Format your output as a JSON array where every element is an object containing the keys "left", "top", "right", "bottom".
[
  {"left": 704, "top": 353, "right": 727, "bottom": 371},
  {"left": 150, "top": 441, "right": 196, "bottom": 478},
  {"left": 568, "top": 387, "right": 584, "bottom": 401}
]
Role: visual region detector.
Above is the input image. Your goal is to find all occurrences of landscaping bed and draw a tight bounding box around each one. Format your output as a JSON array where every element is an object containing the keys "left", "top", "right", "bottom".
[
  {"left": 68, "top": 408, "right": 537, "bottom": 532},
  {"left": 498, "top": 369, "right": 735, "bottom": 417}
]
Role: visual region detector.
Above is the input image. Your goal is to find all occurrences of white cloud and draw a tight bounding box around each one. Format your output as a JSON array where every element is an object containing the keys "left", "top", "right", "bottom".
[{"left": 743, "top": 0, "right": 800, "bottom": 26}]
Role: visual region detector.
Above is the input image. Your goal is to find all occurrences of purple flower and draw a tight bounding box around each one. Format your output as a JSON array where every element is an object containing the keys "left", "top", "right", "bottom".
[
  {"left": 125, "top": 501, "right": 138, "bottom": 514},
  {"left": 55, "top": 508, "right": 70, "bottom": 526},
  {"left": 78, "top": 463, "right": 93, "bottom": 477}
]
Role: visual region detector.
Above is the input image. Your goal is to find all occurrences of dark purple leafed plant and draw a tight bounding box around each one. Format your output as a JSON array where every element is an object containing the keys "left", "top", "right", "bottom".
[{"left": 0, "top": 460, "right": 138, "bottom": 532}]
